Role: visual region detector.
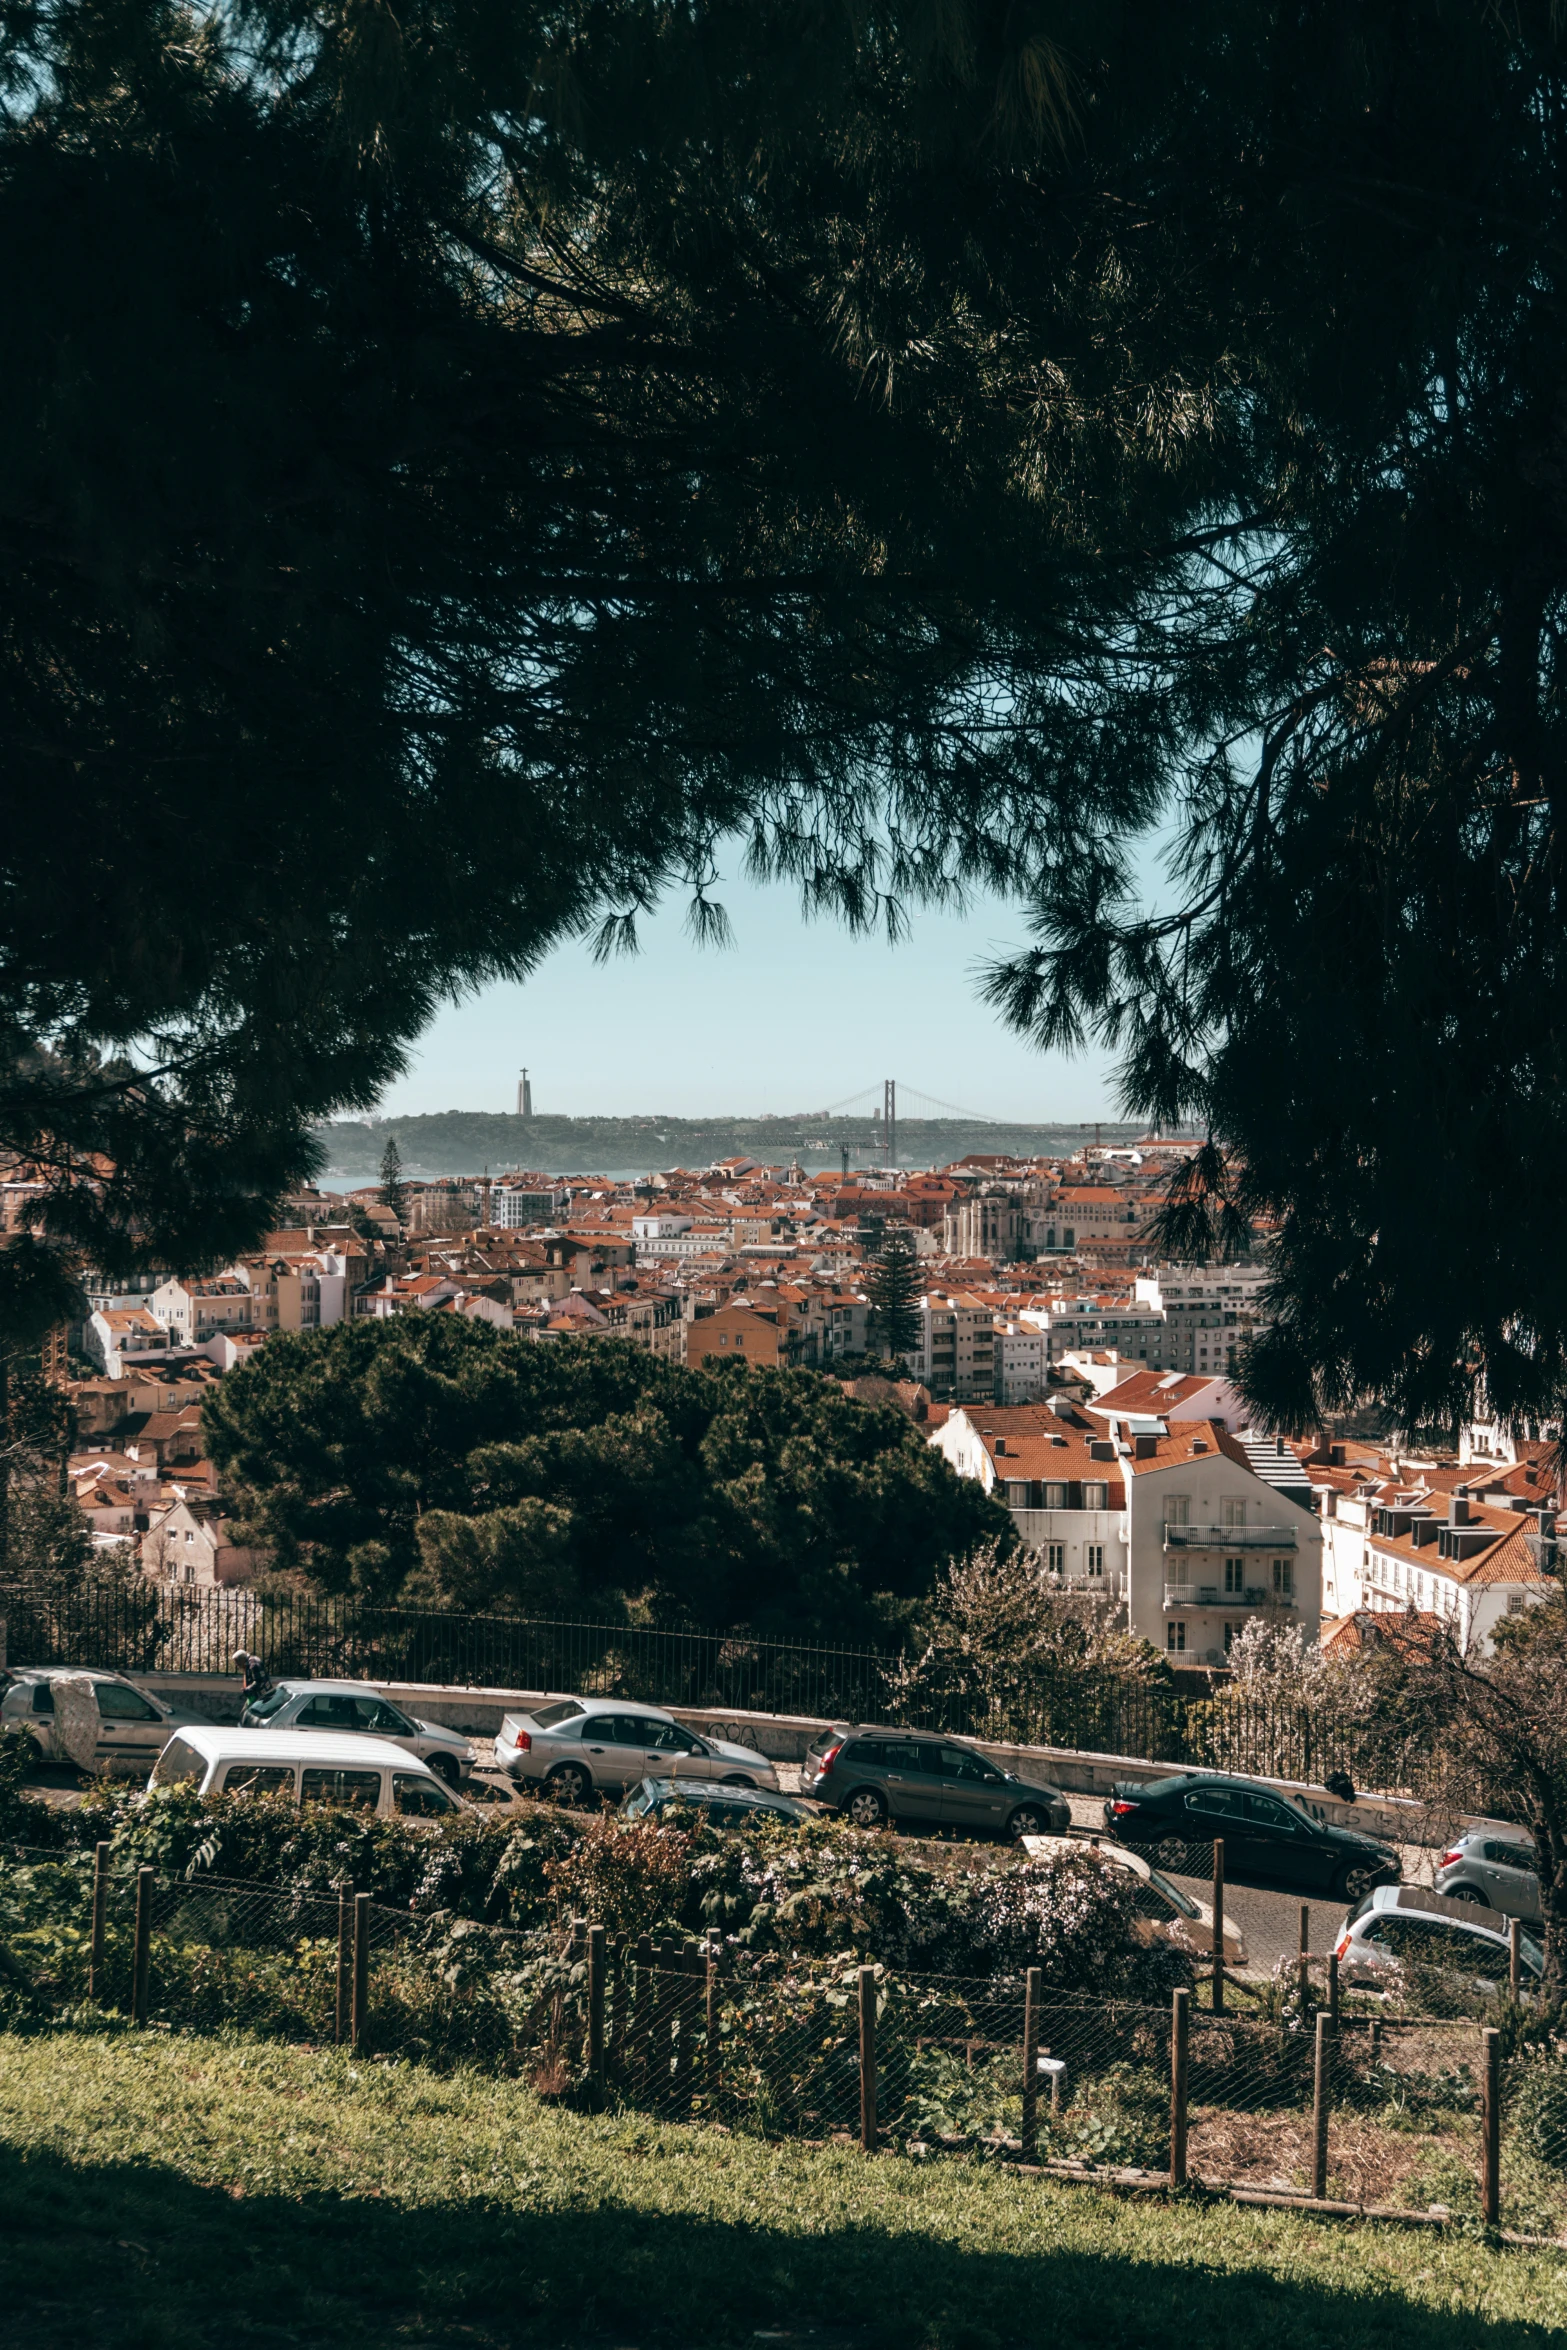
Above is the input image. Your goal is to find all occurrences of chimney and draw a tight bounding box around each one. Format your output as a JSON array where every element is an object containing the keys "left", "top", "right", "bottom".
[
  {"left": 994, "top": 1438, "right": 1006, "bottom": 1456},
  {"left": 1134, "top": 1433, "right": 1158, "bottom": 1459},
  {"left": 1449, "top": 1495, "right": 1470, "bottom": 1526}
]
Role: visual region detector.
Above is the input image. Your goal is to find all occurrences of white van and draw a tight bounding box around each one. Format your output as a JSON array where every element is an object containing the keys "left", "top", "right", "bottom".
[{"left": 148, "top": 1726, "right": 461, "bottom": 1818}]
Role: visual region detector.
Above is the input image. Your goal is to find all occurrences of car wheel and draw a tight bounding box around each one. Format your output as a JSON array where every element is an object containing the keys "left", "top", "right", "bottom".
[
  {"left": 1446, "top": 1883, "right": 1489, "bottom": 1906},
  {"left": 846, "top": 1787, "right": 888, "bottom": 1830},
  {"left": 1154, "top": 1837, "right": 1187, "bottom": 1871},
  {"left": 1007, "top": 1805, "right": 1047, "bottom": 1839},
  {"left": 1335, "top": 1860, "right": 1382, "bottom": 1904},
  {"left": 547, "top": 1762, "right": 594, "bottom": 1809},
  {"left": 426, "top": 1751, "right": 460, "bottom": 1787}
]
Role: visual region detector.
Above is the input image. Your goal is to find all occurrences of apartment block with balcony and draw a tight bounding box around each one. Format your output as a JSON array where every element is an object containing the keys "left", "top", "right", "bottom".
[
  {"left": 930, "top": 1401, "right": 1128, "bottom": 1600},
  {"left": 1122, "top": 1417, "right": 1322, "bottom": 1662},
  {"left": 912, "top": 1291, "right": 996, "bottom": 1401}
]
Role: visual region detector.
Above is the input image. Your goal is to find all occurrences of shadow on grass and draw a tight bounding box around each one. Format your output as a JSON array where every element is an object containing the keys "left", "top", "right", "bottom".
[{"left": 0, "top": 2135, "right": 1555, "bottom": 2350}]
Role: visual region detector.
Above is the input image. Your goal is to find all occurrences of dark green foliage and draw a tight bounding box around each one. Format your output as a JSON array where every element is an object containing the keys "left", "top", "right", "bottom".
[
  {"left": 866, "top": 1229, "right": 921, "bottom": 1366},
  {"left": 6, "top": 0, "right": 1567, "bottom": 1435},
  {"left": 201, "top": 1315, "right": 1009, "bottom": 1635}
]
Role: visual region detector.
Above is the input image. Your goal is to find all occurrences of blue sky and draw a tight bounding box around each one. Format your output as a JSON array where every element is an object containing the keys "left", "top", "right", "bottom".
[{"left": 378, "top": 870, "right": 1123, "bottom": 1121}]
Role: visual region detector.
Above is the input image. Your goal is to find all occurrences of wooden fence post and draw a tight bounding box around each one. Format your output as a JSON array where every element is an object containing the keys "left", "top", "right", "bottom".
[
  {"left": 1509, "top": 1917, "right": 1521, "bottom": 2001},
  {"left": 1211, "top": 1839, "right": 1225, "bottom": 2013},
  {"left": 1480, "top": 2026, "right": 1501, "bottom": 2229},
  {"left": 336, "top": 1888, "right": 351, "bottom": 2046},
  {"left": 858, "top": 1965, "right": 877, "bottom": 2153},
  {"left": 1311, "top": 2010, "right": 1332, "bottom": 2199},
  {"left": 131, "top": 1865, "right": 153, "bottom": 2025},
  {"left": 351, "top": 1890, "right": 370, "bottom": 2054},
  {"left": 588, "top": 1925, "right": 606, "bottom": 2101},
  {"left": 1170, "top": 1985, "right": 1190, "bottom": 2189},
  {"left": 1021, "top": 1967, "right": 1041, "bottom": 2160},
  {"left": 1298, "top": 1904, "right": 1311, "bottom": 2009},
  {"left": 89, "top": 1841, "right": 109, "bottom": 2003}
]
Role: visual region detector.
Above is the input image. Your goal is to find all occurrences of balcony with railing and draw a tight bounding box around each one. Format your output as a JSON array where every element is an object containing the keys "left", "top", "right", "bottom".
[
  {"left": 1161, "top": 1523, "right": 1298, "bottom": 1551},
  {"left": 1162, "top": 1580, "right": 1294, "bottom": 1610}
]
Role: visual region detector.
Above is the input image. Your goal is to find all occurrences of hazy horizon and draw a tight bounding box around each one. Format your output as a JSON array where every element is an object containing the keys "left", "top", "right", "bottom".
[{"left": 373, "top": 867, "right": 1122, "bottom": 1125}]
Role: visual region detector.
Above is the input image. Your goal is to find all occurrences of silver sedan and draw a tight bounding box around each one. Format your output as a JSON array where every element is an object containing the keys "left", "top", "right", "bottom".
[
  {"left": 495, "top": 1695, "right": 779, "bottom": 1806},
  {"left": 239, "top": 1679, "right": 476, "bottom": 1785}
]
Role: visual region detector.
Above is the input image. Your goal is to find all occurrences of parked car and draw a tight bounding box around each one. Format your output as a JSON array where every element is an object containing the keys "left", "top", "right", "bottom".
[
  {"left": 620, "top": 1776, "right": 813, "bottom": 1830},
  {"left": 1434, "top": 1828, "right": 1542, "bottom": 1923},
  {"left": 802, "top": 1724, "right": 1070, "bottom": 1838},
  {"left": 493, "top": 1696, "right": 780, "bottom": 1805},
  {"left": 1023, "top": 1833, "right": 1249, "bottom": 1968},
  {"left": 1102, "top": 1771, "right": 1399, "bottom": 1901},
  {"left": 1336, "top": 1883, "right": 1543, "bottom": 1989},
  {"left": 149, "top": 1727, "right": 463, "bottom": 1817},
  {"left": 0, "top": 1665, "right": 210, "bottom": 1778},
  {"left": 239, "top": 1679, "right": 476, "bottom": 1784}
]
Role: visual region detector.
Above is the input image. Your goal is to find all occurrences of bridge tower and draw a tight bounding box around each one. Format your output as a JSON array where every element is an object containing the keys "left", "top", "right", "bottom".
[{"left": 884, "top": 1077, "right": 896, "bottom": 1170}]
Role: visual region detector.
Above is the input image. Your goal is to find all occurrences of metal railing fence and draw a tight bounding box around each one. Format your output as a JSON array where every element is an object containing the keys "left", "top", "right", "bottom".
[{"left": 0, "top": 1574, "right": 1446, "bottom": 1789}]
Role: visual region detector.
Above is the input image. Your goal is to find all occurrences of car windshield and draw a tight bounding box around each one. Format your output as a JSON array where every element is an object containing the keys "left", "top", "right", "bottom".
[
  {"left": 1144, "top": 1866, "right": 1200, "bottom": 1918},
  {"left": 246, "top": 1684, "right": 292, "bottom": 1720},
  {"left": 152, "top": 1736, "right": 206, "bottom": 1785},
  {"left": 1137, "top": 1775, "right": 1192, "bottom": 1800},
  {"left": 529, "top": 1699, "right": 586, "bottom": 1728}
]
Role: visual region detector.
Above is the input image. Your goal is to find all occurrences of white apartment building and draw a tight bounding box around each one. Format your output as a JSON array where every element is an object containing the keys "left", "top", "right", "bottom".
[
  {"left": 992, "top": 1318, "right": 1048, "bottom": 1403},
  {"left": 491, "top": 1182, "right": 570, "bottom": 1228},
  {"left": 932, "top": 1401, "right": 1128, "bottom": 1599},
  {"left": 1026, "top": 1297, "right": 1169, "bottom": 1366},
  {"left": 934, "top": 1398, "right": 1322, "bottom": 1661},
  {"left": 1133, "top": 1266, "right": 1271, "bottom": 1377},
  {"left": 912, "top": 1292, "right": 996, "bottom": 1402}
]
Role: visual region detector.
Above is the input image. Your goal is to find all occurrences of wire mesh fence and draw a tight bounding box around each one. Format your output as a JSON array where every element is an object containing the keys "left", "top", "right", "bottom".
[{"left": 0, "top": 1842, "right": 1560, "bottom": 2236}]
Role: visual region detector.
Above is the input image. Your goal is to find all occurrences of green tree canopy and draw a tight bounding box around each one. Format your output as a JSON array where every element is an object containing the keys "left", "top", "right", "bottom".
[
  {"left": 201, "top": 1317, "right": 1010, "bottom": 1638},
  {"left": 7, "top": 0, "right": 1567, "bottom": 1436},
  {"left": 377, "top": 1137, "right": 408, "bottom": 1229},
  {"left": 866, "top": 1229, "right": 922, "bottom": 1366}
]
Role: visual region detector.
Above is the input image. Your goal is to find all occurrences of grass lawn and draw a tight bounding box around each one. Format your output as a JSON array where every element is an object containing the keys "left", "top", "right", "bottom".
[{"left": 0, "top": 2028, "right": 1561, "bottom": 2350}]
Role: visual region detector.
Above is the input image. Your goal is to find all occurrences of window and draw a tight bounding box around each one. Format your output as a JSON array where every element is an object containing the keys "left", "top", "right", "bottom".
[
  {"left": 1005, "top": 1479, "right": 1029, "bottom": 1506},
  {"left": 218, "top": 1763, "right": 296, "bottom": 1798},
  {"left": 151, "top": 1736, "right": 207, "bottom": 1785},
  {"left": 1164, "top": 1495, "right": 1191, "bottom": 1528},
  {"left": 1223, "top": 1557, "right": 1245, "bottom": 1595},
  {"left": 1242, "top": 1792, "right": 1299, "bottom": 1833},
  {"left": 1083, "top": 1482, "right": 1109, "bottom": 1511},
  {"left": 301, "top": 1767, "right": 382, "bottom": 1809},
  {"left": 1184, "top": 1785, "right": 1241, "bottom": 1817},
  {"left": 1086, "top": 1544, "right": 1105, "bottom": 1576},
  {"left": 1222, "top": 1497, "right": 1246, "bottom": 1528},
  {"left": 645, "top": 1722, "right": 702, "bottom": 1754},
  {"left": 1223, "top": 1621, "right": 1238, "bottom": 1653},
  {"left": 529, "top": 1699, "right": 586, "bottom": 1728},
  {"left": 1044, "top": 1482, "right": 1067, "bottom": 1508},
  {"left": 95, "top": 1683, "right": 162, "bottom": 1722},
  {"left": 30, "top": 1684, "right": 54, "bottom": 1717},
  {"left": 1166, "top": 1621, "right": 1186, "bottom": 1653},
  {"left": 1046, "top": 1543, "right": 1065, "bottom": 1573},
  {"left": 1485, "top": 1842, "right": 1537, "bottom": 1872},
  {"left": 393, "top": 1771, "right": 455, "bottom": 1817},
  {"left": 938, "top": 1745, "right": 1003, "bottom": 1785},
  {"left": 299, "top": 1695, "right": 359, "bottom": 1731},
  {"left": 1272, "top": 1558, "right": 1293, "bottom": 1598}
]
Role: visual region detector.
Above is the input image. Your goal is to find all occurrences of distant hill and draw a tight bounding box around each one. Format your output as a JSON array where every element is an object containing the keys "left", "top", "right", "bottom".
[{"left": 313, "top": 1111, "right": 1144, "bottom": 1182}]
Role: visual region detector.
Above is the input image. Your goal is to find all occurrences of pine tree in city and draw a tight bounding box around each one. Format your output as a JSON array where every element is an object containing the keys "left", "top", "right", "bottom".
[
  {"left": 868, "top": 1230, "right": 921, "bottom": 1368},
  {"left": 378, "top": 1137, "right": 409, "bottom": 1231}
]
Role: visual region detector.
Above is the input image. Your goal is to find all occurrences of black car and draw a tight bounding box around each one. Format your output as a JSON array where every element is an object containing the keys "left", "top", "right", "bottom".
[{"left": 1102, "top": 1772, "right": 1399, "bottom": 1901}]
